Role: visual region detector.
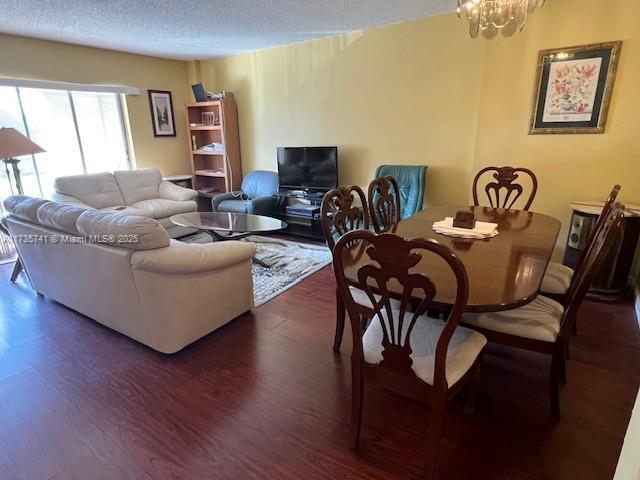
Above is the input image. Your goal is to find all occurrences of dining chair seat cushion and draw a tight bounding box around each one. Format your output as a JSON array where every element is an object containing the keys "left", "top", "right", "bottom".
[
  {"left": 540, "top": 261, "right": 574, "bottom": 295},
  {"left": 462, "top": 295, "right": 564, "bottom": 343},
  {"left": 349, "top": 286, "right": 401, "bottom": 310},
  {"left": 362, "top": 310, "right": 487, "bottom": 386}
]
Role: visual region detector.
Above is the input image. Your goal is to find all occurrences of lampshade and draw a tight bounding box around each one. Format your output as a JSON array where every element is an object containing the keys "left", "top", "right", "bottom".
[{"left": 0, "top": 127, "right": 45, "bottom": 160}]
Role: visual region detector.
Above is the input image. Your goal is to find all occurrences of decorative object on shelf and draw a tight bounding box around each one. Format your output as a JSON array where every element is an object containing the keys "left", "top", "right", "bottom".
[
  {"left": 201, "top": 142, "right": 224, "bottom": 153},
  {"left": 202, "top": 111, "right": 215, "bottom": 125},
  {"left": 457, "top": 0, "right": 545, "bottom": 38},
  {"left": 148, "top": 90, "right": 176, "bottom": 137},
  {"left": 530, "top": 42, "right": 622, "bottom": 135},
  {"left": 191, "top": 83, "right": 226, "bottom": 102},
  {"left": 453, "top": 211, "right": 476, "bottom": 229},
  {"left": 191, "top": 83, "right": 208, "bottom": 102},
  {"left": 0, "top": 127, "right": 45, "bottom": 195}
]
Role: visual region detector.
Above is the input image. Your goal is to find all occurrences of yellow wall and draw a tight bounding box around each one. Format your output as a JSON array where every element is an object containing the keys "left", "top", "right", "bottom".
[
  {"left": 201, "top": 14, "right": 487, "bottom": 206},
  {"left": 473, "top": 0, "right": 640, "bottom": 252},
  {"left": 0, "top": 33, "right": 192, "bottom": 175},
  {"left": 203, "top": 0, "right": 639, "bottom": 254},
  {"left": 2, "top": 0, "right": 637, "bottom": 252}
]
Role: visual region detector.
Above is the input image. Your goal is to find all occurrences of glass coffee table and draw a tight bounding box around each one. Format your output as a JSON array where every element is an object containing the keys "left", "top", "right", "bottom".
[{"left": 170, "top": 212, "right": 288, "bottom": 267}]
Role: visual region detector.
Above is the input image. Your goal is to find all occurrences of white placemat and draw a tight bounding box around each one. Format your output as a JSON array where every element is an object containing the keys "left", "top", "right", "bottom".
[{"left": 433, "top": 217, "right": 499, "bottom": 239}]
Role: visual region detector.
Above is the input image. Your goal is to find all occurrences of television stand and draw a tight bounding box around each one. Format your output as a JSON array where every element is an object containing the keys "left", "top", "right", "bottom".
[
  {"left": 275, "top": 192, "right": 325, "bottom": 241},
  {"left": 278, "top": 190, "right": 325, "bottom": 201}
]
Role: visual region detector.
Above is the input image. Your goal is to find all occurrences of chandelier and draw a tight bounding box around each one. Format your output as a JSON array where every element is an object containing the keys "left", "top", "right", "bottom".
[{"left": 457, "top": 0, "right": 546, "bottom": 38}]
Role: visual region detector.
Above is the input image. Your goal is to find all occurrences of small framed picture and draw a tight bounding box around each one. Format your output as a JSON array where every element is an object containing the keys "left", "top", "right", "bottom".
[
  {"left": 529, "top": 41, "right": 622, "bottom": 135},
  {"left": 148, "top": 90, "right": 176, "bottom": 137}
]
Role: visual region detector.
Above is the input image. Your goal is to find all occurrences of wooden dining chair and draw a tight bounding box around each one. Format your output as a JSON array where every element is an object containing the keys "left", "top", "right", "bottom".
[
  {"left": 540, "top": 185, "right": 621, "bottom": 306},
  {"left": 320, "top": 185, "right": 370, "bottom": 251},
  {"left": 368, "top": 175, "right": 401, "bottom": 233},
  {"left": 321, "top": 186, "right": 373, "bottom": 351},
  {"left": 472, "top": 166, "right": 538, "bottom": 211},
  {"left": 333, "top": 230, "right": 487, "bottom": 480},
  {"left": 461, "top": 203, "right": 625, "bottom": 420}
]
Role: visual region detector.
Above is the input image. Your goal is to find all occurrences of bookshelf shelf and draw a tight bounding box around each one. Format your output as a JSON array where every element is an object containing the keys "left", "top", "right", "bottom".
[
  {"left": 195, "top": 169, "right": 226, "bottom": 178},
  {"left": 192, "top": 150, "right": 224, "bottom": 156},
  {"left": 189, "top": 125, "right": 222, "bottom": 131}
]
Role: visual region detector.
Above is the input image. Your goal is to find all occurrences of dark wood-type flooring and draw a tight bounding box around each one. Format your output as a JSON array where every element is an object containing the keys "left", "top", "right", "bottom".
[{"left": 0, "top": 261, "right": 638, "bottom": 479}]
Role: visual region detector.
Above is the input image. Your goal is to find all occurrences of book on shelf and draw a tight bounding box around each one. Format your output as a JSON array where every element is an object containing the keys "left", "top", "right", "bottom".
[{"left": 201, "top": 142, "right": 224, "bottom": 153}]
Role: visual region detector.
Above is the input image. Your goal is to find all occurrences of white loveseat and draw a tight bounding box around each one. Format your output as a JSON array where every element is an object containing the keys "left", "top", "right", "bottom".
[
  {"left": 52, "top": 168, "right": 197, "bottom": 238},
  {"left": 3, "top": 195, "right": 256, "bottom": 354}
]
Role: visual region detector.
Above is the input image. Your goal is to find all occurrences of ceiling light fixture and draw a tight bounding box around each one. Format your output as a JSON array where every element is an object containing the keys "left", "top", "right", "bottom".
[{"left": 457, "top": 0, "right": 545, "bottom": 38}]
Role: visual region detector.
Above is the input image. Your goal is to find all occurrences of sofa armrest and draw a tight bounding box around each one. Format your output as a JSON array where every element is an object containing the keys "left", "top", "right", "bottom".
[
  {"left": 159, "top": 181, "right": 198, "bottom": 202},
  {"left": 131, "top": 240, "right": 256, "bottom": 274},
  {"left": 50, "top": 192, "right": 94, "bottom": 210},
  {"left": 211, "top": 191, "right": 244, "bottom": 211}
]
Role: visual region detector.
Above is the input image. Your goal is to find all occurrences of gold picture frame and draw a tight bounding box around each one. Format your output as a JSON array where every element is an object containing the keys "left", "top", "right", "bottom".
[{"left": 529, "top": 41, "right": 622, "bottom": 135}]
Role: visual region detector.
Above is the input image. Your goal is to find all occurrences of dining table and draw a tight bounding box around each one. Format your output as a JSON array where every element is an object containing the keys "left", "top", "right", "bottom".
[{"left": 342, "top": 205, "right": 562, "bottom": 313}]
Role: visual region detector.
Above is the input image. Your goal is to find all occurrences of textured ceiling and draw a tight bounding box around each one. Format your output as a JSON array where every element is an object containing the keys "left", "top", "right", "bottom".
[{"left": 0, "top": 0, "right": 456, "bottom": 60}]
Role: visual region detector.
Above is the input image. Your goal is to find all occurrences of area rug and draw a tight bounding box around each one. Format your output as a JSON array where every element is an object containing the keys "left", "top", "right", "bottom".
[{"left": 181, "top": 233, "right": 332, "bottom": 307}]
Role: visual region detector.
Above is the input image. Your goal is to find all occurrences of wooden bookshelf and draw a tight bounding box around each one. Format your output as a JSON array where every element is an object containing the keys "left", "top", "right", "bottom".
[{"left": 186, "top": 95, "right": 242, "bottom": 211}]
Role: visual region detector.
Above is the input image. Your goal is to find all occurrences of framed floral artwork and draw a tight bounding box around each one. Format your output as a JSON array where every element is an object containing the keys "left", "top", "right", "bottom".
[
  {"left": 148, "top": 90, "right": 176, "bottom": 137},
  {"left": 529, "top": 41, "right": 622, "bottom": 134}
]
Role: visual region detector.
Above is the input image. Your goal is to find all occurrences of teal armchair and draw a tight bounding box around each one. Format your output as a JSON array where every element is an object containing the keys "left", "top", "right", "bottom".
[{"left": 373, "top": 165, "right": 427, "bottom": 219}]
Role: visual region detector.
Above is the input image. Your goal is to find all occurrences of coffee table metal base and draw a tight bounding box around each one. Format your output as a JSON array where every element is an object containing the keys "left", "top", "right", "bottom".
[{"left": 0, "top": 221, "right": 24, "bottom": 283}]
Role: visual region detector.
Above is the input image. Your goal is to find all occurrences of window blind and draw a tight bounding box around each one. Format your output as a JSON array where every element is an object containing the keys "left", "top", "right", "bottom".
[{"left": 0, "top": 85, "right": 131, "bottom": 199}]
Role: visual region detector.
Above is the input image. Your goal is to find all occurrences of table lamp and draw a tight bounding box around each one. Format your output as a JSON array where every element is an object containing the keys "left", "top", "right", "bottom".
[{"left": 0, "top": 127, "right": 45, "bottom": 195}]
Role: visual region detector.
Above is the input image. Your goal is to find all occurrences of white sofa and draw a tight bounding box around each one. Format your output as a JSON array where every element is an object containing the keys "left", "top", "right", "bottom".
[
  {"left": 52, "top": 168, "right": 197, "bottom": 238},
  {"left": 3, "top": 195, "right": 256, "bottom": 354}
]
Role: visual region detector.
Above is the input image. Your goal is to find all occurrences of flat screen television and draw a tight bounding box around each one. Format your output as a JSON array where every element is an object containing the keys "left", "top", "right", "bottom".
[{"left": 277, "top": 146, "right": 338, "bottom": 195}]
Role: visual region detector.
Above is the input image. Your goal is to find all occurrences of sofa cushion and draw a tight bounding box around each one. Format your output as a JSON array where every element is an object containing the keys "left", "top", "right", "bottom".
[
  {"left": 76, "top": 209, "right": 170, "bottom": 250},
  {"left": 37, "top": 202, "right": 87, "bottom": 234},
  {"left": 131, "top": 240, "right": 257, "bottom": 274},
  {"left": 114, "top": 168, "right": 162, "bottom": 205},
  {"left": 159, "top": 181, "right": 198, "bottom": 202},
  {"left": 2, "top": 195, "right": 50, "bottom": 223},
  {"left": 129, "top": 198, "right": 197, "bottom": 219},
  {"left": 50, "top": 192, "right": 95, "bottom": 210},
  {"left": 54, "top": 172, "right": 125, "bottom": 209},
  {"left": 99, "top": 206, "right": 145, "bottom": 216}
]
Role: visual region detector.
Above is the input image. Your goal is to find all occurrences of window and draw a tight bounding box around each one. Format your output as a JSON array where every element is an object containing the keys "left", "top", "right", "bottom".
[{"left": 0, "top": 85, "right": 130, "bottom": 200}]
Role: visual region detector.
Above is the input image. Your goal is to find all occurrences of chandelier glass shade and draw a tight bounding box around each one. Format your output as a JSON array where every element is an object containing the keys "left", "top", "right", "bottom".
[{"left": 457, "top": 0, "right": 545, "bottom": 38}]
